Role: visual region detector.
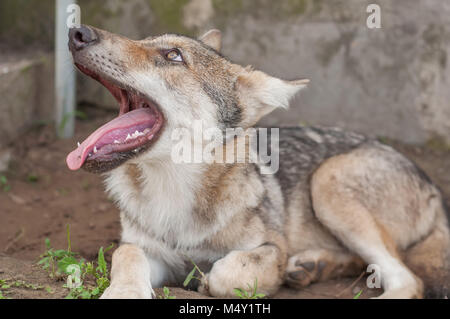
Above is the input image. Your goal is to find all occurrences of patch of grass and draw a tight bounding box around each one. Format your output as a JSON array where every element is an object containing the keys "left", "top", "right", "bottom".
[
  {"left": 45, "top": 286, "right": 55, "bottom": 294},
  {"left": 38, "top": 224, "right": 113, "bottom": 299},
  {"left": 12, "top": 280, "right": 43, "bottom": 290},
  {"left": 0, "top": 175, "right": 11, "bottom": 192},
  {"left": 233, "top": 278, "right": 265, "bottom": 299},
  {"left": 159, "top": 286, "right": 176, "bottom": 299},
  {"left": 0, "top": 278, "right": 44, "bottom": 299}
]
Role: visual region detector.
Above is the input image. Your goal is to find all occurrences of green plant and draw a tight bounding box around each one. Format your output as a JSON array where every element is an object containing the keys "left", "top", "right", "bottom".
[
  {"left": 159, "top": 286, "right": 176, "bottom": 299},
  {"left": 353, "top": 288, "right": 363, "bottom": 299},
  {"left": 0, "top": 278, "right": 43, "bottom": 299},
  {"left": 64, "top": 244, "right": 113, "bottom": 299},
  {"left": 183, "top": 260, "right": 207, "bottom": 287},
  {"left": 27, "top": 174, "right": 39, "bottom": 183},
  {"left": 233, "top": 278, "right": 266, "bottom": 299},
  {"left": 12, "top": 280, "right": 43, "bottom": 290},
  {"left": 0, "top": 175, "right": 10, "bottom": 192},
  {"left": 38, "top": 224, "right": 113, "bottom": 299}
]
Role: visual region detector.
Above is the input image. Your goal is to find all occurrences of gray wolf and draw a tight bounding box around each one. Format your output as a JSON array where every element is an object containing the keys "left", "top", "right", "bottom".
[{"left": 67, "top": 25, "right": 450, "bottom": 298}]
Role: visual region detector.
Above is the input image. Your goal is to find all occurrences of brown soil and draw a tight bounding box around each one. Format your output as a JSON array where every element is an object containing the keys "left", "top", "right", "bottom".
[{"left": 0, "top": 106, "right": 449, "bottom": 299}]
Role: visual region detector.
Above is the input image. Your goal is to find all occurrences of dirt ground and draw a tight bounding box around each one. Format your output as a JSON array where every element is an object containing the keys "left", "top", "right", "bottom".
[{"left": 1, "top": 105, "right": 449, "bottom": 299}]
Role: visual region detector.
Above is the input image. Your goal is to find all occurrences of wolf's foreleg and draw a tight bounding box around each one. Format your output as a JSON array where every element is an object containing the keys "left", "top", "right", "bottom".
[
  {"left": 198, "top": 244, "right": 286, "bottom": 297},
  {"left": 101, "top": 244, "right": 154, "bottom": 299}
]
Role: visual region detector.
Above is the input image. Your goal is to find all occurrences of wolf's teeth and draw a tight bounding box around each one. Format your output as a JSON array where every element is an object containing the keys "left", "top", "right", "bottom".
[
  {"left": 132, "top": 130, "right": 145, "bottom": 138},
  {"left": 114, "top": 140, "right": 120, "bottom": 144}
]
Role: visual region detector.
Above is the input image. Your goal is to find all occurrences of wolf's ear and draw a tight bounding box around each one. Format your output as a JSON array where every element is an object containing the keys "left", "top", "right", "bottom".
[
  {"left": 199, "top": 29, "right": 222, "bottom": 52},
  {"left": 236, "top": 70, "right": 309, "bottom": 125}
]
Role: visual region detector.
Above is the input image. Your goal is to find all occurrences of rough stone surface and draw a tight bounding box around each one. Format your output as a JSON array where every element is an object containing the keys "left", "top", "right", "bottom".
[
  {"left": 0, "top": 53, "right": 54, "bottom": 149},
  {"left": 1, "top": 0, "right": 450, "bottom": 144},
  {"left": 76, "top": 0, "right": 450, "bottom": 143}
]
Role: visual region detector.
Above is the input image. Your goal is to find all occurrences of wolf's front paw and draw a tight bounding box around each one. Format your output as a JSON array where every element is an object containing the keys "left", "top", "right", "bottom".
[{"left": 101, "top": 284, "right": 155, "bottom": 299}]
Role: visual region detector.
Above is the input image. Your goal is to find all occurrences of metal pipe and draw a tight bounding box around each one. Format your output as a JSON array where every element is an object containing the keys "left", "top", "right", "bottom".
[{"left": 55, "top": 0, "right": 77, "bottom": 138}]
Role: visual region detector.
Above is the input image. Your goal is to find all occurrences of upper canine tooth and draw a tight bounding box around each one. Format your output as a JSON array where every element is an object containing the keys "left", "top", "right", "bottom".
[
  {"left": 77, "top": 142, "right": 81, "bottom": 147},
  {"left": 94, "top": 146, "right": 98, "bottom": 153}
]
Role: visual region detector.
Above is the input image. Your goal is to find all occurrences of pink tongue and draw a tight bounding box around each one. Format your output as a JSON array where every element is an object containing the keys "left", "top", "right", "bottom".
[{"left": 66, "top": 108, "right": 155, "bottom": 170}]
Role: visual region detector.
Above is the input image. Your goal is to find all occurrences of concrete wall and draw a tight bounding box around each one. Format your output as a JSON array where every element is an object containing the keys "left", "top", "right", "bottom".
[{"left": 1, "top": 0, "right": 450, "bottom": 146}]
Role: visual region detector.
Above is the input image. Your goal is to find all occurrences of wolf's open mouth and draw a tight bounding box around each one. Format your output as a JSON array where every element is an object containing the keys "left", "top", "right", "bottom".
[{"left": 66, "top": 64, "right": 164, "bottom": 172}]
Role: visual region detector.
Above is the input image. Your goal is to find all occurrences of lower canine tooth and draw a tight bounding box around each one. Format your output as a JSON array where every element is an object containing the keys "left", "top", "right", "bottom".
[{"left": 94, "top": 146, "right": 97, "bottom": 153}]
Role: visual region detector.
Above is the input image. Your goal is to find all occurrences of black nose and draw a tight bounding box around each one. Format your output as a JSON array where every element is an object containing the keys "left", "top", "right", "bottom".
[{"left": 68, "top": 25, "right": 98, "bottom": 52}]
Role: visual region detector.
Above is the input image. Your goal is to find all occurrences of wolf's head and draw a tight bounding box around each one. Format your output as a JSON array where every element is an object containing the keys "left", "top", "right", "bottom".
[{"left": 66, "top": 25, "right": 308, "bottom": 173}]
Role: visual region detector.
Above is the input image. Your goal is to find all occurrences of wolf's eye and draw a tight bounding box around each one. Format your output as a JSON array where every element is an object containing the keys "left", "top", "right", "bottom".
[{"left": 165, "top": 49, "right": 183, "bottom": 62}]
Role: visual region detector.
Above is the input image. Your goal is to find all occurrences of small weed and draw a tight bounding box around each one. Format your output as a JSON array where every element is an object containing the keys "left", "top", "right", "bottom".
[
  {"left": 233, "top": 278, "right": 265, "bottom": 299},
  {"left": 353, "top": 288, "right": 364, "bottom": 299},
  {"left": 27, "top": 174, "right": 39, "bottom": 183},
  {"left": 183, "top": 260, "right": 207, "bottom": 287},
  {"left": 12, "top": 280, "right": 43, "bottom": 290},
  {"left": 38, "top": 224, "right": 113, "bottom": 299},
  {"left": 0, "top": 175, "right": 11, "bottom": 192},
  {"left": 0, "top": 278, "right": 43, "bottom": 299},
  {"left": 159, "top": 286, "right": 176, "bottom": 299},
  {"left": 0, "top": 290, "right": 7, "bottom": 299},
  {"left": 45, "top": 286, "right": 55, "bottom": 294},
  {"left": 37, "top": 226, "right": 78, "bottom": 279}
]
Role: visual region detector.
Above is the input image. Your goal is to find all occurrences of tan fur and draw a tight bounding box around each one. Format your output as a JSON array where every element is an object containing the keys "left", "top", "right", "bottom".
[
  {"left": 308, "top": 151, "right": 439, "bottom": 298},
  {"left": 101, "top": 244, "right": 153, "bottom": 299}
]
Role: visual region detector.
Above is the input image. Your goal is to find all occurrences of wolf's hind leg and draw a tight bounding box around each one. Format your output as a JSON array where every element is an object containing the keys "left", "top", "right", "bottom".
[
  {"left": 285, "top": 249, "right": 364, "bottom": 289},
  {"left": 310, "top": 157, "right": 424, "bottom": 299}
]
